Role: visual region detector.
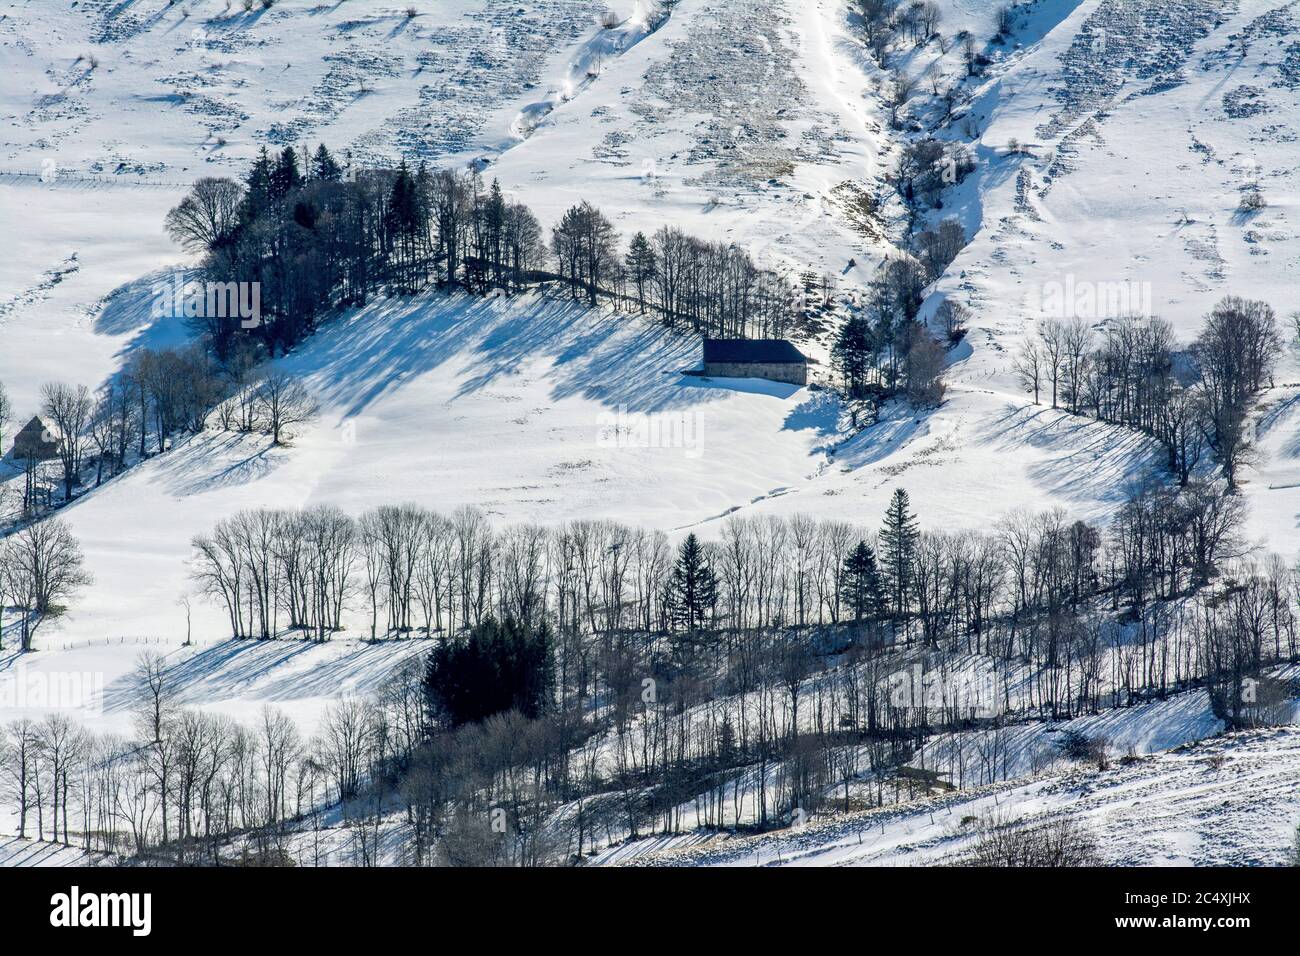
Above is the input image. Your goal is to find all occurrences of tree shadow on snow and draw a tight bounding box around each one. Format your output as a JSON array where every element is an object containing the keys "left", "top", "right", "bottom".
[
  {"left": 143, "top": 431, "right": 288, "bottom": 498},
  {"left": 99, "top": 638, "right": 429, "bottom": 712},
  {"left": 974, "top": 404, "right": 1161, "bottom": 512},
  {"left": 289, "top": 291, "right": 740, "bottom": 420}
]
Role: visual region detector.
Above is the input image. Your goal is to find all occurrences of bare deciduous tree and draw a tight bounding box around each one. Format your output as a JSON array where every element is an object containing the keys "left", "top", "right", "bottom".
[
  {"left": 164, "top": 177, "right": 243, "bottom": 253},
  {"left": 41, "top": 381, "right": 92, "bottom": 502},
  {"left": 1011, "top": 338, "right": 1043, "bottom": 406},
  {"left": 254, "top": 369, "right": 319, "bottom": 446},
  {"left": 4, "top": 518, "right": 92, "bottom": 651}
]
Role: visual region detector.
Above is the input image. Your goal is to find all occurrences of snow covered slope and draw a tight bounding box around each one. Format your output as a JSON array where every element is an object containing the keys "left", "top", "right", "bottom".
[
  {"left": 607, "top": 725, "right": 1300, "bottom": 867},
  {"left": 1, "top": 0, "right": 1299, "bottom": 812},
  {"left": 2, "top": 279, "right": 1178, "bottom": 660},
  {"left": 0, "top": 835, "right": 105, "bottom": 867},
  {"left": 1, "top": 0, "right": 646, "bottom": 173},
  {"left": 917, "top": 0, "right": 1300, "bottom": 552},
  {"left": 1, "top": 634, "right": 431, "bottom": 739},
  {"left": 487, "top": 0, "right": 900, "bottom": 283},
  {"left": 36, "top": 290, "right": 842, "bottom": 649}
]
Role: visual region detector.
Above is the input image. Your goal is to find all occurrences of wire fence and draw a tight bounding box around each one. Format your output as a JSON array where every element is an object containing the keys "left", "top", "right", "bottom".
[
  {"left": 54, "top": 635, "right": 176, "bottom": 651},
  {"left": 0, "top": 169, "right": 192, "bottom": 190}
]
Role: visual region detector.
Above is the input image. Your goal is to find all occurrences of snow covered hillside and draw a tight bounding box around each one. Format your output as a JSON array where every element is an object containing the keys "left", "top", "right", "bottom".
[
  {"left": 911, "top": 0, "right": 1300, "bottom": 552},
  {"left": 606, "top": 724, "right": 1300, "bottom": 867},
  {"left": 22, "top": 290, "right": 846, "bottom": 651},
  {"left": 8, "top": 0, "right": 1279, "bottom": 653},
  {"left": 1, "top": 0, "right": 1299, "bottom": 867}
]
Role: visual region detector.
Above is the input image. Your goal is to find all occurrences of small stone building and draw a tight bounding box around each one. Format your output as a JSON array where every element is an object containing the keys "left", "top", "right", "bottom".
[
  {"left": 702, "top": 339, "right": 810, "bottom": 386},
  {"left": 11, "top": 415, "right": 61, "bottom": 461}
]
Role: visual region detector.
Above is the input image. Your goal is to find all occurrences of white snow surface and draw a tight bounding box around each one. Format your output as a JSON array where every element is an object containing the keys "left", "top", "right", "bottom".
[
  {"left": 1, "top": 0, "right": 1299, "bottom": 857},
  {"left": 602, "top": 725, "right": 1300, "bottom": 867}
]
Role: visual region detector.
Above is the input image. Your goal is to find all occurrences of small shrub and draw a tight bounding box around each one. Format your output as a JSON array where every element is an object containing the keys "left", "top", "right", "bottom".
[
  {"left": 936, "top": 300, "right": 970, "bottom": 345},
  {"left": 1057, "top": 729, "right": 1109, "bottom": 769},
  {"left": 995, "top": 4, "right": 1014, "bottom": 37},
  {"left": 229, "top": 845, "right": 296, "bottom": 867},
  {"left": 1240, "top": 188, "right": 1266, "bottom": 212},
  {"left": 962, "top": 815, "right": 1100, "bottom": 867}
]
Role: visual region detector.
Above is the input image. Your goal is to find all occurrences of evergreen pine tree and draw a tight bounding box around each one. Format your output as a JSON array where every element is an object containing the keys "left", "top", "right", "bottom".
[
  {"left": 386, "top": 161, "right": 422, "bottom": 291},
  {"left": 840, "top": 540, "right": 885, "bottom": 623},
  {"left": 667, "top": 533, "right": 718, "bottom": 632},
  {"left": 483, "top": 179, "right": 507, "bottom": 289},
  {"left": 240, "top": 146, "right": 275, "bottom": 226},
  {"left": 831, "top": 316, "right": 873, "bottom": 397},
  {"left": 423, "top": 617, "right": 554, "bottom": 727},
  {"left": 310, "top": 143, "right": 343, "bottom": 182},
  {"left": 879, "top": 487, "right": 919, "bottom": 620},
  {"left": 270, "top": 146, "right": 302, "bottom": 201},
  {"left": 717, "top": 714, "right": 738, "bottom": 765},
  {"left": 625, "top": 231, "right": 657, "bottom": 313}
]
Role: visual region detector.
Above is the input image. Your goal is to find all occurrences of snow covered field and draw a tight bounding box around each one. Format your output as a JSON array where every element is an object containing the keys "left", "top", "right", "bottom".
[
  {"left": 1, "top": 0, "right": 1299, "bottom": 865},
  {"left": 605, "top": 725, "right": 1300, "bottom": 867}
]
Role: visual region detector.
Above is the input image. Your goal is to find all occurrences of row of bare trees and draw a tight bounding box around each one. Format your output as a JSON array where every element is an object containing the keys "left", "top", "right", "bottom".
[
  {"left": 190, "top": 505, "right": 676, "bottom": 643},
  {"left": 8, "top": 356, "right": 316, "bottom": 522},
  {"left": 619, "top": 225, "right": 797, "bottom": 339},
  {"left": 1014, "top": 297, "right": 1285, "bottom": 488},
  {"left": 2, "top": 352, "right": 221, "bottom": 517},
  {"left": 188, "top": 472, "right": 1256, "bottom": 648},
  {"left": 0, "top": 651, "right": 417, "bottom": 862}
]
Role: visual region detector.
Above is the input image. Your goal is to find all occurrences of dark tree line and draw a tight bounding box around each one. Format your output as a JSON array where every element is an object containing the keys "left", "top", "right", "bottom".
[
  {"left": 424, "top": 617, "right": 554, "bottom": 728},
  {"left": 167, "top": 146, "right": 802, "bottom": 364}
]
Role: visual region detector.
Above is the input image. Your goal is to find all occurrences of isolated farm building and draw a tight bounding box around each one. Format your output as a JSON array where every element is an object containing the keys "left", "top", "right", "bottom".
[
  {"left": 10, "top": 415, "right": 61, "bottom": 461},
  {"left": 702, "top": 339, "right": 810, "bottom": 386}
]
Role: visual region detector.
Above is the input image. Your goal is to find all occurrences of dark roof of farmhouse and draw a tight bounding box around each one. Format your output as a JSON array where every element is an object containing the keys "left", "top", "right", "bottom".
[{"left": 702, "top": 339, "right": 808, "bottom": 364}]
